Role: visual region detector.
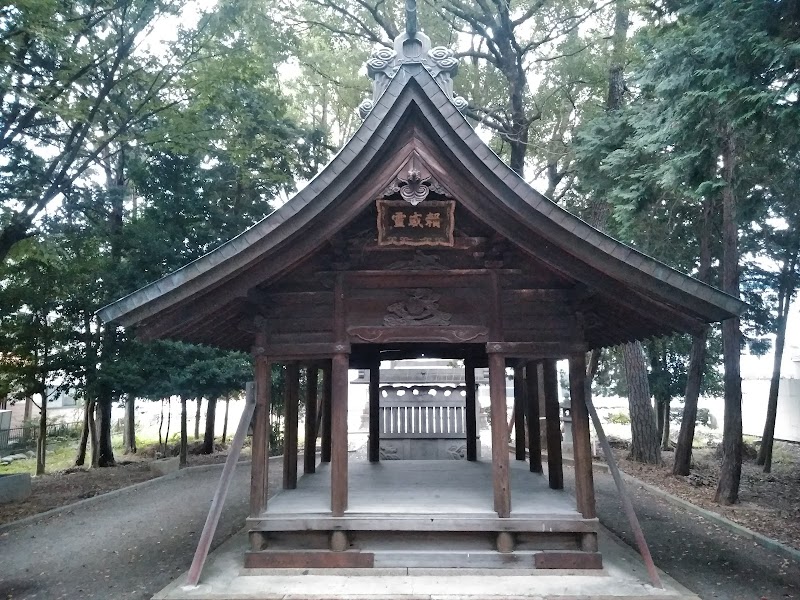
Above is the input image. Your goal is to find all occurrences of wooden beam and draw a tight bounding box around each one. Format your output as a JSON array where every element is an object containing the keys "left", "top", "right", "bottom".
[
  {"left": 341, "top": 269, "right": 520, "bottom": 289},
  {"left": 255, "top": 342, "right": 351, "bottom": 360},
  {"left": 331, "top": 352, "right": 349, "bottom": 516},
  {"left": 283, "top": 363, "right": 299, "bottom": 490},
  {"left": 321, "top": 361, "right": 332, "bottom": 463},
  {"left": 569, "top": 353, "right": 596, "bottom": 519},
  {"left": 525, "top": 361, "right": 543, "bottom": 474},
  {"left": 304, "top": 365, "right": 318, "bottom": 474},
  {"left": 486, "top": 341, "right": 587, "bottom": 359},
  {"left": 465, "top": 358, "right": 478, "bottom": 462},
  {"left": 488, "top": 353, "right": 511, "bottom": 518},
  {"left": 250, "top": 356, "right": 270, "bottom": 517},
  {"left": 368, "top": 360, "right": 381, "bottom": 463},
  {"left": 542, "top": 359, "right": 563, "bottom": 490},
  {"left": 513, "top": 367, "right": 526, "bottom": 461},
  {"left": 348, "top": 326, "right": 488, "bottom": 345}
]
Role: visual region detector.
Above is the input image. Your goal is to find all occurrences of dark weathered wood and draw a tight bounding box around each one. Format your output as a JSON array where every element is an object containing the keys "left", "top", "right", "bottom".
[
  {"left": 334, "top": 273, "right": 346, "bottom": 341},
  {"left": 244, "top": 551, "right": 374, "bottom": 569},
  {"left": 348, "top": 326, "right": 488, "bottom": 344},
  {"left": 250, "top": 355, "right": 270, "bottom": 517},
  {"left": 304, "top": 365, "right": 318, "bottom": 474},
  {"left": 187, "top": 383, "right": 257, "bottom": 586},
  {"left": 525, "top": 361, "right": 543, "bottom": 473},
  {"left": 534, "top": 551, "right": 603, "bottom": 570},
  {"left": 542, "top": 359, "right": 563, "bottom": 490},
  {"left": 247, "top": 515, "right": 598, "bottom": 533},
  {"left": 488, "top": 353, "right": 511, "bottom": 518},
  {"left": 569, "top": 353, "right": 596, "bottom": 519},
  {"left": 331, "top": 352, "right": 349, "bottom": 516},
  {"left": 486, "top": 341, "right": 588, "bottom": 358},
  {"left": 283, "top": 362, "right": 300, "bottom": 490},
  {"left": 489, "top": 270, "right": 502, "bottom": 340},
  {"left": 368, "top": 360, "right": 380, "bottom": 462},
  {"left": 342, "top": 269, "right": 520, "bottom": 288},
  {"left": 513, "top": 367, "right": 526, "bottom": 461},
  {"left": 465, "top": 358, "right": 478, "bottom": 462},
  {"left": 321, "top": 360, "right": 332, "bottom": 463},
  {"left": 256, "top": 342, "right": 351, "bottom": 360}
]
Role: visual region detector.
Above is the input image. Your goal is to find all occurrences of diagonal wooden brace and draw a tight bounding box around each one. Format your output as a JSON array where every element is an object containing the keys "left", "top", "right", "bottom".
[{"left": 186, "top": 383, "right": 257, "bottom": 587}]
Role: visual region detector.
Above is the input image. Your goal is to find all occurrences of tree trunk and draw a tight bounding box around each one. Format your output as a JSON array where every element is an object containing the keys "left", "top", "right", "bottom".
[
  {"left": 163, "top": 397, "right": 172, "bottom": 455},
  {"left": 656, "top": 395, "right": 666, "bottom": 442},
  {"left": 180, "top": 396, "right": 188, "bottom": 468},
  {"left": 607, "top": 1, "right": 629, "bottom": 112},
  {"left": 158, "top": 398, "right": 164, "bottom": 450},
  {"left": 715, "top": 126, "right": 742, "bottom": 505},
  {"left": 674, "top": 192, "right": 714, "bottom": 475},
  {"left": 96, "top": 392, "right": 116, "bottom": 467},
  {"left": 756, "top": 242, "right": 798, "bottom": 471},
  {"left": 194, "top": 397, "right": 202, "bottom": 440},
  {"left": 75, "top": 398, "right": 92, "bottom": 466},
  {"left": 36, "top": 395, "right": 47, "bottom": 475},
  {"left": 674, "top": 329, "right": 708, "bottom": 474},
  {"left": 623, "top": 342, "right": 661, "bottom": 464},
  {"left": 23, "top": 395, "right": 33, "bottom": 423},
  {"left": 221, "top": 398, "right": 230, "bottom": 443},
  {"left": 89, "top": 400, "right": 99, "bottom": 468},
  {"left": 661, "top": 398, "right": 671, "bottom": 451},
  {"left": 202, "top": 397, "right": 217, "bottom": 454},
  {"left": 123, "top": 395, "right": 136, "bottom": 454},
  {"left": 77, "top": 311, "right": 98, "bottom": 467}
]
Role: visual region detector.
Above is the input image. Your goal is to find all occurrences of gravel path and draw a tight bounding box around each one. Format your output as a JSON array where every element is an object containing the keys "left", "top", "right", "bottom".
[
  {"left": 0, "top": 461, "right": 281, "bottom": 600},
  {"left": 563, "top": 466, "right": 800, "bottom": 600},
  {"left": 2, "top": 457, "right": 799, "bottom": 600}
]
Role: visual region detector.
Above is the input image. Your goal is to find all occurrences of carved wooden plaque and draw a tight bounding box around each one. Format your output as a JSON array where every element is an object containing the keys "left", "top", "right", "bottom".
[{"left": 376, "top": 199, "right": 455, "bottom": 247}]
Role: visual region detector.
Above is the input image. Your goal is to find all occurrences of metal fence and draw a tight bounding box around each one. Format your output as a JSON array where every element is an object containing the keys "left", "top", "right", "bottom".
[{"left": 1, "top": 421, "right": 83, "bottom": 452}]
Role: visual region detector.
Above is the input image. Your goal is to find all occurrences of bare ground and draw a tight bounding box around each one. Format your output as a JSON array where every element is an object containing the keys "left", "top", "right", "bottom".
[
  {"left": 0, "top": 444, "right": 246, "bottom": 527},
  {"left": 609, "top": 440, "right": 800, "bottom": 552}
]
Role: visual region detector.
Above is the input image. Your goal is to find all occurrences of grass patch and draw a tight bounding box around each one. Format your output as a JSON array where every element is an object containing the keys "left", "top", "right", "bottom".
[{"left": 0, "top": 433, "right": 128, "bottom": 475}]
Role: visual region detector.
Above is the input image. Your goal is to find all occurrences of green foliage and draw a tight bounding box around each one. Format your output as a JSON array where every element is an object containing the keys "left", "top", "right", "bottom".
[{"left": 605, "top": 411, "right": 630, "bottom": 425}]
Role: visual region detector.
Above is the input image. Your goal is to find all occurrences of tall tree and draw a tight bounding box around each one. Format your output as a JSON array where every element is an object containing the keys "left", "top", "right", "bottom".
[
  {"left": 575, "top": 0, "right": 798, "bottom": 497},
  {"left": 0, "top": 0, "right": 192, "bottom": 262},
  {"left": 285, "top": 0, "right": 612, "bottom": 176}
]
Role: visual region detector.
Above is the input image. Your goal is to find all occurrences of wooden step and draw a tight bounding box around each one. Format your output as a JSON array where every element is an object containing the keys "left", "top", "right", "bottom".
[{"left": 247, "top": 514, "right": 598, "bottom": 533}]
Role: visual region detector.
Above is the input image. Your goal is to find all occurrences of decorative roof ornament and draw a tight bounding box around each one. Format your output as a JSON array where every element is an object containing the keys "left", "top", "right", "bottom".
[
  {"left": 358, "top": 0, "right": 468, "bottom": 119},
  {"left": 378, "top": 152, "right": 453, "bottom": 203}
]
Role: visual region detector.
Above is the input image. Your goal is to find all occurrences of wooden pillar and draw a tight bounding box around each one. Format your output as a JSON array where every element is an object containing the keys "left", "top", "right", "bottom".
[
  {"left": 368, "top": 360, "right": 380, "bottom": 463},
  {"left": 538, "top": 363, "right": 548, "bottom": 453},
  {"left": 283, "top": 362, "right": 299, "bottom": 490},
  {"left": 250, "top": 355, "right": 270, "bottom": 517},
  {"left": 513, "top": 366, "right": 526, "bottom": 461},
  {"left": 331, "top": 352, "right": 349, "bottom": 516},
  {"left": 465, "top": 358, "right": 478, "bottom": 462},
  {"left": 321, "top": 361, "right": 332, "bottom": 463},
  {"left": 304, "top": 365, "right": 318, "bottom": 474},
  {"left": 488, "top": 353, "right": 511, "bottom": 517},
  {"left": 542, "top": 359, "right": 563, "bottom": 490},
  {"left": 569, "top": 353, "right": 597, "bottom": 518},
  {"left": 525, "top": 361, "right": 543, "bottom": 473}
]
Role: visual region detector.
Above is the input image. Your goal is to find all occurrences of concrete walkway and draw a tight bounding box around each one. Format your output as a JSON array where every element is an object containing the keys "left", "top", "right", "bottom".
[{"left": 0, "top": 461, "right": 278, "bottom": 600}]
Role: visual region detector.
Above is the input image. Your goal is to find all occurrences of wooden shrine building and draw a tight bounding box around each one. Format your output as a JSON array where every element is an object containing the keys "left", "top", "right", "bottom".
[{"left": 99, "top": 17, "right": 744, "bottom": 572}]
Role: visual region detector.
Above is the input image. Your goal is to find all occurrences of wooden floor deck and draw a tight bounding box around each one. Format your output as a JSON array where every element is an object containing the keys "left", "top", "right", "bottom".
[
  {"left": 245, "top": 460, "right": 601, "bottom": 570},
  {"left": 261, "top": 459, "right": 579, "bottom": 518}
]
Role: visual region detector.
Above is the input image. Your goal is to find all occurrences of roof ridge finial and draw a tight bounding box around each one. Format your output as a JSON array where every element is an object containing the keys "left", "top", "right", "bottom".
[
  {"left": 358, "top": 9, "right": 468, "bottom": 120},
  {"left": 406, "top": 0, "right": 417, "bottom": 38}
]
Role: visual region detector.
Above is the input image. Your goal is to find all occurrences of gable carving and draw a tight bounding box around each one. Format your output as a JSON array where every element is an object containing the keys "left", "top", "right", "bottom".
[
  {"left": 384, "top": 288, "right": 452, "bottom": 326},
  {"left": 379, "top": 152, "right": 452, "bottom": 204}
]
